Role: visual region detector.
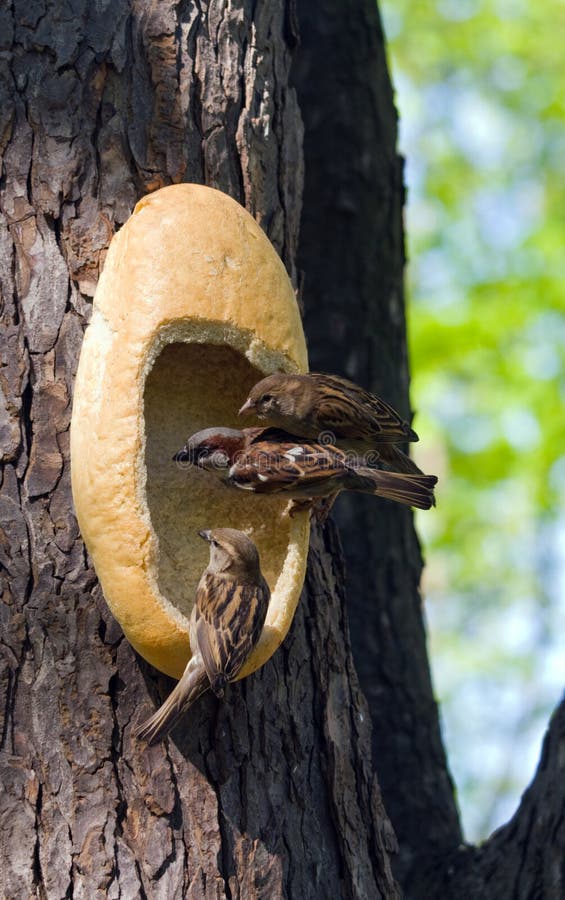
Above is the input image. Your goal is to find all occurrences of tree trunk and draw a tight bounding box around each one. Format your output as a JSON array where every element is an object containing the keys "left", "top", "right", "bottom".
[
  {"left": 294, "top": 3, "right": 565, "bottom": 899},
  {"left": 2, "top": 1, "right": 564, "bottom": 899},
  {"left": 0, "top": 2, "right": 397, "bottom": 898},
  {"left": 292, "top": 0, "right": 462, "bottom": 884}
]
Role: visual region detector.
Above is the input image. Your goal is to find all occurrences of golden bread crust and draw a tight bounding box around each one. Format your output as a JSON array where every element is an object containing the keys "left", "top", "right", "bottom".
[{"left": 71, "top": 184, "right": 309, "bottom": 679}]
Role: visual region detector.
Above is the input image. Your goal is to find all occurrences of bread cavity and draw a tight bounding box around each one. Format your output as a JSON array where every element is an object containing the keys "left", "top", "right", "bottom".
[{"left": 143, "top": 330, "right": 302, "bottom": 630}]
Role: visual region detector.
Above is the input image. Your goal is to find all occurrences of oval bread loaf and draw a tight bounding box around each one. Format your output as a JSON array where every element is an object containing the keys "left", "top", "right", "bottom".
[{"left": 71, "top": 184, "right": 309, "bottom": 679}]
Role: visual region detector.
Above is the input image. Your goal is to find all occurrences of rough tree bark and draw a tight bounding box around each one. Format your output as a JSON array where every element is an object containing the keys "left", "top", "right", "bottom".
[
  {"left": 293, "top": 0, "right": 462, "bottom": 885},
  {"left": 294, "top": 2, "right": 565, "bottom": 899},
  {"left": 1, "top": 1, "right": 564, "bottom": 899},
  {"left": 0, "top": 2, "right": 397, "bottom": 898}
]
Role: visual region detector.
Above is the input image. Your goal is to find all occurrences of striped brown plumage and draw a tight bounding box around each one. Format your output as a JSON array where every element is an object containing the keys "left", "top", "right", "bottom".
[
  {"left": 238, "top": 372, "right": 425, "bottom": 475},
  {"left": 228, "top": 433, "right": 437, "bottom": 510},
  {"left": 134, "top": 529, "right": 270, "bottom": 745},
  {"left": 178, "top": 427, "right": 437, "bottom": 514},
  {"left": 290, "top": 373, "right": 418, "bottom": 442},
  {"left": 195, "top": 571, "right": 269, "bottom": 696}
]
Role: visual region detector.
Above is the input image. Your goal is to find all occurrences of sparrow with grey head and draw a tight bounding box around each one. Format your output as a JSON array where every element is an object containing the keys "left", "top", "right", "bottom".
[{"left": 175, "top": 426, "right": 437, "bottom": 517}]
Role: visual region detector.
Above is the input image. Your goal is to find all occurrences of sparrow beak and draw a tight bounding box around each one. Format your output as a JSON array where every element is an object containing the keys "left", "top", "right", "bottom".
[
  {"left": 238, "top": 398, "right": 255, "bottom": 416},
  {"left": 198, "top": 529, "right": 212, "bottom": 542},
  {"left": 173, "top": 445, "right": 190, "bottom": 462}
]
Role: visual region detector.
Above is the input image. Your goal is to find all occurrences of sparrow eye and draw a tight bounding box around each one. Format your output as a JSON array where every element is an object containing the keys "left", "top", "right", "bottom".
[
  {"left": 211, "top": 539, "right": 218, "bottom": 548},
  {"left": 262, "top": 394, "right": 273, "bottom": 403}
]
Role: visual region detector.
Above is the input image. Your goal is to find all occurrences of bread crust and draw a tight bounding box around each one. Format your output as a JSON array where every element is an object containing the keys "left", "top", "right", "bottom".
[{"left": 71, "top": 184, "right": 309, "bottom": 679}]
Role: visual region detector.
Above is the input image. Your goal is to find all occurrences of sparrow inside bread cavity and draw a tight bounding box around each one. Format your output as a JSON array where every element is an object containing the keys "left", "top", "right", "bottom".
[
  {"left": 175, "top": 426, "right": 437, "bottom": 516},
  {"left": 134, "top": 528, "right": 270, "bottom": 745}
]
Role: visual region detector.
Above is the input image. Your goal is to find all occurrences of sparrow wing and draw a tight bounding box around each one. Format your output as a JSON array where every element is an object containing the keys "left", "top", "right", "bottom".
[
  {"left": 245, "top": 426, "right": 303, "bottom": 445},
  {"left": 194, "top": 572, "right": 270, "bottom": 693},
  {"left": 228, "top": 441, "right": 349, "bottom": 495},
  {"left": 309, "top": 373, "right": 418, "bottom": 443}
]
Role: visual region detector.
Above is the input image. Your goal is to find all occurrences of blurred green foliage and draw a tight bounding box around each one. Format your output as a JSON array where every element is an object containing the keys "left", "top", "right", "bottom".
[{"left": 381, "top": 0, "right": 565, "bottom": 840}]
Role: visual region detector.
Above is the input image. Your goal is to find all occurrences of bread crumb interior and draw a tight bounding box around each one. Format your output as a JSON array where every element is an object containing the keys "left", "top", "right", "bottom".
[{"left": 144, "top": 342, "right": 294, "bottom": 619}]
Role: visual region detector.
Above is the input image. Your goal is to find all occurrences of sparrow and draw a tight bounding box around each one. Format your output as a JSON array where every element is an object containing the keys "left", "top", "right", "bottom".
[
  {"left": 175, "top": 426, "right": 437, "bottom": 514},
  {"left": 238, "top": 372, "right": 424, "bottom": 475},
  {"left": 134, "top": 528, "right": 270, "bottom": 745}
]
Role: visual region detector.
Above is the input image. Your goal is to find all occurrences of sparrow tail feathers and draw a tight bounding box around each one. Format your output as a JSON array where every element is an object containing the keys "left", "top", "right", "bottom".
[
  {"left": 355, "top": 469, "right": 437, "bottom": 510},
  {"left": 134, "top": 658, "right": 209, "bottom": 745},
  {"left": 373, "top": 443, "right": 426, "bottom": 476}
]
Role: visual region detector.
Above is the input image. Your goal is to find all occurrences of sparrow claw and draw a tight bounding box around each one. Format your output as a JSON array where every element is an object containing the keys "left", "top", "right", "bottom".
[
  {"left": 312, "top": 493, "right": 338, "bottom": 525},
  {"left": 288, "top": 498, "right": 315, "bottom": 518}
]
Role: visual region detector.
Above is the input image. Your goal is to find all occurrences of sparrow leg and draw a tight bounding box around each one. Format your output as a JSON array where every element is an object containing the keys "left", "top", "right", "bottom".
[
  {"left": 288, "top": 498, "right": 316, "bottom": 518},
  {"left": 210, "top": 673, "right": 227, "bottom": 698},
  {"left": 312, "top": 492, "right": 339, "bottom": 524}
]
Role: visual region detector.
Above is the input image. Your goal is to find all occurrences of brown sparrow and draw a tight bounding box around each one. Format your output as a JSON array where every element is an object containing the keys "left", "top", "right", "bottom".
[
  {"left": 239, "top": 372, "right": 424, "bottom": 475},
  {"left": 175, "top": 426, "right": 437, "bottom": 513},
  {"left": 134, "top": 528, "right": 270, "bottom": 744}
]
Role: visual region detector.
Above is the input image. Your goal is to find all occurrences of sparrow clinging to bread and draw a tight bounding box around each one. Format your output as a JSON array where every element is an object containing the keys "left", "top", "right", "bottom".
[
  {"left": 238, "top": 372, "right": 424, "bottom": 475},
  {"left": 134, "top": 528, "right": 270, "bottom": 744},
  {"left": 176, "top": 426, "right": 437, "bottom": 516}
]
